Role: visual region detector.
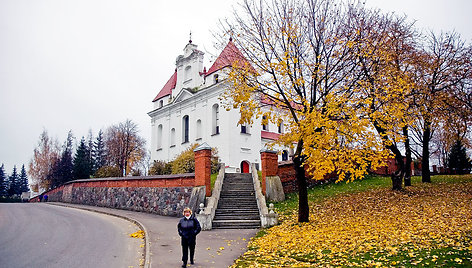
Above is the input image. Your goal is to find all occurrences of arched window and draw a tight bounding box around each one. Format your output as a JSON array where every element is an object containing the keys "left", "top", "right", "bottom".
[
  {"left": 278, "top": 120, "right": 284, "bottom": 134},
  {"left": 214, "top": 74, "right": 219, "bottom": 83},
  {"left": 212, "top": 104, "right": 220, "bottom": 135},
  {"left": 184, "top": 66, "right": 192, "bottom": 82},
  {"left": 182, "top": 115, "right": 189, "bottom": 143},
  {"left": 159, "top": 100, "right": 163, "bottom": 108},
  {"left": 282, "top": 150, "right": 289, "bottom": 161},
  {"left": 196, "top": 119, "right": 202, "bottom": 140},
  {"left": 157, "top": 124, "right": 163, "bottom": 149},
  {"left": 170, "top": 128, "right": 176, "bottom": 146},
  {"left": 262, "top": 115, "right": 268, "bottom": 131}
]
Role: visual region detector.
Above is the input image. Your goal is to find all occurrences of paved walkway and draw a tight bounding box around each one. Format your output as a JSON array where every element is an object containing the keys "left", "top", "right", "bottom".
[{"left": 47, "top": 202, "right": 258, "bottom": 268}]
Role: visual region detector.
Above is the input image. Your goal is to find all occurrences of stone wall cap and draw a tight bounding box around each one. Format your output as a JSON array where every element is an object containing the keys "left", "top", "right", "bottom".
[
  {"left": 65, "top": 173, "right": 195, "bottom": 184},
  {"left": 260, "top": 148, "right": 278, "bottom": 154},
  {"left": 194, "top": 142, "right": 211, "bottom": 152}
]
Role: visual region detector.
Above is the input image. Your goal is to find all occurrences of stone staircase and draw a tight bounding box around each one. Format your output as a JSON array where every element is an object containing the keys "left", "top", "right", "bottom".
[{"left": 212, "top": 173, "right": 261, "bottom": 229}]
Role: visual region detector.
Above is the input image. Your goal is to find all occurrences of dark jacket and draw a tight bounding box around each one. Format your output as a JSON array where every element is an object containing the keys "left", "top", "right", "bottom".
[{"left": 178, "top": 215, "right": 201, "bottom": 244}]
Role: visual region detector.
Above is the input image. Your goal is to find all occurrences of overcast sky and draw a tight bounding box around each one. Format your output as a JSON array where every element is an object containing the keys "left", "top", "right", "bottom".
[{"left": 1, "top": 0, "right": 471, "bottom": 174}]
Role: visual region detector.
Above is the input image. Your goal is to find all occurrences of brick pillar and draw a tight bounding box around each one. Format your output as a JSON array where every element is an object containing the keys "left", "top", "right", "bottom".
[
  {"left": 194, "top": 143, "right": 212, "bottom": 197},
  {"left": 260, "top": 149, "right": 278, "bottom": 195}
]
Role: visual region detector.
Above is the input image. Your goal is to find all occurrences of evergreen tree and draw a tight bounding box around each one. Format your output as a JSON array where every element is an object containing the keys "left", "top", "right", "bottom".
[
  {"left": 0, "top": 164, "right": 7, "bottom": 197},
  {"left": 447, "top": 139, "right": 472, "bottom": 174},
  {"left": 51, "top": 131, "right": 74, "bottom": 188},
  {"left": 73, "top": 137, "right": 91, "bottom": 179},
  {"left": 19, "top": 164, "right": 29, "bottom": 193},
  {"left": 8, "top": 166, "right": 19, "bottom": 196},
  {"left": 92, "top": 129, "right": 106, "bottom": 175}
]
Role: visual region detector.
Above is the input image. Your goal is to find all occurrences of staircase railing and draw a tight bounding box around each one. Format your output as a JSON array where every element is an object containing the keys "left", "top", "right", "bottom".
[
  {"left": 251, "top": 163, "right": 278, "bottom": 228},
  {"left": 196, "top": 164, "right": 225, "bottom": 230}
]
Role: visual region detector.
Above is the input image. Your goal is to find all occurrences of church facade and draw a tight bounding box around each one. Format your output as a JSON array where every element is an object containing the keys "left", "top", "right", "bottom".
[{"left": 148, "top": 39, "right": 291, "bottom": 173}]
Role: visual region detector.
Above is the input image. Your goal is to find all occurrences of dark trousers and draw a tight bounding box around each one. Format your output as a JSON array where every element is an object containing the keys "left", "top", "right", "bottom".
[{"left": 181, "top": 238, "right": 195, "bottom": 263}]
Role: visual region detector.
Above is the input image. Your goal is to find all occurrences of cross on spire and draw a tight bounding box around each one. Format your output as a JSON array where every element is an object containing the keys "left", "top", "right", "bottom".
[{"left": 189, "top": 31, "right": 192, "bottom": 43}]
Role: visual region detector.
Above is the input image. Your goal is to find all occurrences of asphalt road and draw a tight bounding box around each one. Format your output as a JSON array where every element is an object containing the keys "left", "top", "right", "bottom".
[{"left": 0, "top": 203, "right": 143, "bottom": 268}]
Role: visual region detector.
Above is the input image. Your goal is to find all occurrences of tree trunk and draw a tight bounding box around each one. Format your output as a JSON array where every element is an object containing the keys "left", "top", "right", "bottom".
[
  {"left": 403, "top": 125, "right": 412, "bottom": 186},
  {"left": 422, "top": 121, "right": 432, "bottom": 183},
  {"left": 293, "top": 140, "right": 309, "bottom": 223}
]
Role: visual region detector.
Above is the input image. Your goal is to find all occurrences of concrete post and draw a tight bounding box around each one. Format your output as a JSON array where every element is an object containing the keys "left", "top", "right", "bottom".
[
  {"left": 260, "top": 149, "right": 278, "bottom": 195},
  {"left": 194, "top": 143, "right": 212, "bottom": 197}
]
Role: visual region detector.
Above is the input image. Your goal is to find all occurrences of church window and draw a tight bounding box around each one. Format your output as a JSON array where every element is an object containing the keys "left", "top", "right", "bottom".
[
  {"left": 282, "top": 150, "right": 289, "bottom": 161},
  {"left": 196, "top": 119, "right": 202, "bottom": 140},
  {"left": 240, "top": 123, "right": 250, "bottom": 134},
  {"left": 157, "top": 124, "right": 163, "bottom": 149},
  {"left": 184, "top": 66, "right": 192, "bottom": 83},
  {"left": 214, "top": 74, "right": 219, "bottom": 84},
  {"left": 170, "top": 128, "right": 176, "bottom": 146},
  {"left": 278, "top": 120, "right": 284, "bottom": 134},
  {"left": 159, "top": 100, "right": 163, "bottom": 108},
  {"left": 212, "top": 104, "right": 220, "bottom": 135},
  {"left": 262, "top": 116, "right": 268, "bottom": 131},
  {"left": 182, "top": 115, "right": 189, "bottom": 143}
]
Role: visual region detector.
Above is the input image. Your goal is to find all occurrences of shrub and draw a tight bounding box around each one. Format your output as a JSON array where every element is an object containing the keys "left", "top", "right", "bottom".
[
  {"left": 94, "top": 166, "right": 121, "bottom": 178},
  {"left": 149, "top": 160, "right": 172, "bottom": 175}
]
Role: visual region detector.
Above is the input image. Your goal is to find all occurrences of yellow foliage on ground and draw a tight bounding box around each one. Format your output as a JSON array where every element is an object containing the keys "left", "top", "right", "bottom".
[{"left": 233, "top": 177, "right": 472, "bottom": 267}]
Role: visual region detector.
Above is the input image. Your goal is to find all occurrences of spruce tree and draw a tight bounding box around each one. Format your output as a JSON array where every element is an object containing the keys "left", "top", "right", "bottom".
[
  {"left": 0, "top": 164, "right": 7, "bottom": 197},
  {"left": 447, "top": 139, "right": 472, "bottom": 174},
  {"left": 8, "top": 166, "right": 19, "bottom": 196},
  {"left": 73, "top": 137, "right": 91, "bottom": 179},
  {"left": 93, "top": 130, "right": 106, "bottom": 175},
  {"left": 19, "top": 164, "right": 29, "bottom": 193},
  {"left": 51, "top": 131, "right": 74, "bottom": 188},
  {"left": 86, "top": 131, "right": 95, "bottom": 177}
]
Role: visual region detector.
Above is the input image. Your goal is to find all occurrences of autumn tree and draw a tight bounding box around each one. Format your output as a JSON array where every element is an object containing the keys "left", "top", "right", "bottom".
[
  {"left": 222, "top": 0, "right": 389, "bottom": 222},
  {"left": 411, "top": 31, "right": 472, "bottom": 183},
  {"left": 28, "top": 130, "right": 60, "bottom": 190},
  {"left": 350, "top": 8, "right": 419, "bottom": 190},
  {"left": 105, "top": 120, "right": 146, "bottom": 176}
]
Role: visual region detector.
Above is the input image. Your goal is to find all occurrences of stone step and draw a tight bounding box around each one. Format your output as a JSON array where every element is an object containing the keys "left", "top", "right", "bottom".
[
  {"left": 212, "top": 219, "right": 261, "bottom": 229},
  {"left": 213, "top": 214, "right": 260, "bottom": 220},
  {"left": 215, "top": 208, "right": 259, "bottom": 213}
]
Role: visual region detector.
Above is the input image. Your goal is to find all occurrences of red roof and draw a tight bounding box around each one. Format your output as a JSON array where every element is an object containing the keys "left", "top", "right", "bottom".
[
  {"left": 152, "top": 70, "right": 177, "bottom": 102},
  {"left": 206, "top": 39, "right": 249, "bottom": 76},
  {"left": 261, "top": 130, "right": 281, "bottom": 140}
]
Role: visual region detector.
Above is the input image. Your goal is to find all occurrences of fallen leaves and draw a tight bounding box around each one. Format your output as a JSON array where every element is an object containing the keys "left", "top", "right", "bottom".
[
  {"left": 129, "top": 230, "right": 145, "bottom": 239},
  {"left": 233, "top": 176, "right": 472, "bottom": 267}
]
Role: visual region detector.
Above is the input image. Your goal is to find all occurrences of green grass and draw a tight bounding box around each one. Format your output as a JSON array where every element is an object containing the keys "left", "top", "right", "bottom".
[{"left": 210, "top": 173, "right": 217, "bottom": 191}]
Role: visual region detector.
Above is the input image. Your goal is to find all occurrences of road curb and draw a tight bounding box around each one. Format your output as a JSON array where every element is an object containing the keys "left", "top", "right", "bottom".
[{"left": 46, "top": 203, "right": 151, "bottom": 268}]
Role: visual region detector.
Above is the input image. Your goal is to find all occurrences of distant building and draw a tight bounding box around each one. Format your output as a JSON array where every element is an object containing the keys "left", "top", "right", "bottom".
[{"left": 148, "top": 38, "right": 291, "bottom": 173}]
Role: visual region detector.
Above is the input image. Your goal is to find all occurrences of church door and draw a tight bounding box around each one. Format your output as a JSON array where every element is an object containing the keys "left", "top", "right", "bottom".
[{"left": 241, "top": 161, "right": 250, "bottom": 173}]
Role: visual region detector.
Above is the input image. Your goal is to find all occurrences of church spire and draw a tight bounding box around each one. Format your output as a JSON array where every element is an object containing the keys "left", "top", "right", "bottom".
[{"left": 189, "top": 31, "right": 192, "bottom": 44}]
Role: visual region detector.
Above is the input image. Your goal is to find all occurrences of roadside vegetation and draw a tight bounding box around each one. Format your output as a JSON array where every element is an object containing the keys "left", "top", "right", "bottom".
[{"left": 233, "top": 175, "right": 472, "bottom": 267}]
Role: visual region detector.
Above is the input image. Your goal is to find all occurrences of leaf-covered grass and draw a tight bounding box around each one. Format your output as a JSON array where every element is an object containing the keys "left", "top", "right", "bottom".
[{"left": 233, "top": 175, "right": 472, "bottom": 267}]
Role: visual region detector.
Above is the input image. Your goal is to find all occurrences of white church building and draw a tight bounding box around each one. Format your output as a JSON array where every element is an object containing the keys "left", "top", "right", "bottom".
[{"left": 148, "top": 38, "right": 291, "bottom": 173}]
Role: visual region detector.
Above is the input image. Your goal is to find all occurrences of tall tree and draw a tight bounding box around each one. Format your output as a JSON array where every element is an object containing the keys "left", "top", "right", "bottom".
[
  {"left": 92, "top": 129, "right": 106, "bottom": 175},
  {"left": 351, "top": 8, "right": 418, "bottom": 190},
  {"left": 73, "top": 137, "right": 92, "bottom": 179},
  {"left": 50, "top": 131, "right": 74, "bottom": 188},
  {"left": 28, "top": 130, "right": 60, "bottom": 190},
  {"left": 105, "top": 120, "right": 146, "bottom": 176},
  {"left": 19, "top": 164, "right": 29, "bottom": 193},
  {"left": 86, "top": 130, "right": 95, "bottom": 176},
  {"left": 0, "top": 164, "right": 7, "bottom": 197},
  {"left": 413, "top": 31, "right": 472, "bottom": 183},
  {"left": 8, "top": 166, "right": 19, "bottom": 196},
  {"left": 222, "top": 0, "right": 389, "bottom": 222}
]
